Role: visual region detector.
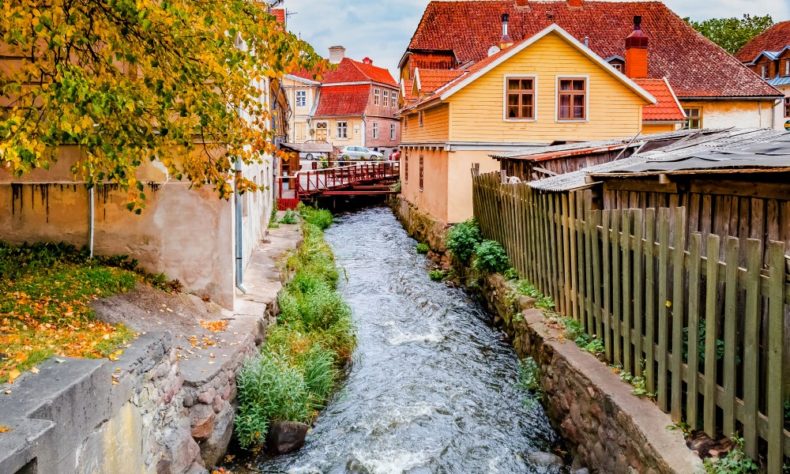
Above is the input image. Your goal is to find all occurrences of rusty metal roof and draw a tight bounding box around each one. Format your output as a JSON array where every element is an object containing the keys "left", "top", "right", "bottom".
[{"left": 529, "top": 128, "right": 790, "bottom": 192}]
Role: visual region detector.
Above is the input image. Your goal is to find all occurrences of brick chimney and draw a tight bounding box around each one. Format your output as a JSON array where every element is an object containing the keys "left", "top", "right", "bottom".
[
  {"left": 271, "top": 8, "right": 286, "bottom": 26},
  {"left": 329, "top": 46, "right": 346, "bottom": 65},
  {"left": 500, "top": 13, "right": 514, "bottom": 49},
  {"left": 625, "top": 16, "right": 649, "bottom": 79},
  {"left": 362, "top": 57, "right": 373, "bottom": 65}
]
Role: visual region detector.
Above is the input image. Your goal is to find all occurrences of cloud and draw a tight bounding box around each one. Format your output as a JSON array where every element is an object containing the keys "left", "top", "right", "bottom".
[{"left": 284, "top": 0, "right": 790, "bottom": 76}]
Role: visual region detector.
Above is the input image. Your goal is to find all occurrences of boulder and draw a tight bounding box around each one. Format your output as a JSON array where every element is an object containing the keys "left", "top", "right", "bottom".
[
  {"left": 266, "top": 421, "right": 309, "bottom": 454},
  {"left": 190, "top": 404, "right": 216, "bottom": 440},
  {"left": 526, "top": 451, "right": 565, "bottom": 469},
  {"left": 200, "top": 406, "right": 235, "bottom": 467}
]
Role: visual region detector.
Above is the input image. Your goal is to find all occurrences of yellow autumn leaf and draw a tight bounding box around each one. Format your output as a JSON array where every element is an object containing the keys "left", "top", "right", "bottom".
[
  {"left": 7, "top": 369, "right": 21, "bottom": 384},
  {"left": 0, "top": 425, "right": 11, "bottom": 433}
]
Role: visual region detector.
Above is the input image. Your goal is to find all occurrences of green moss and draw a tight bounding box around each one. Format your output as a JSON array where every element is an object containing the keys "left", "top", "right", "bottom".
[{"left": 416, "top": 242, "right": 430, "bottom": 254}]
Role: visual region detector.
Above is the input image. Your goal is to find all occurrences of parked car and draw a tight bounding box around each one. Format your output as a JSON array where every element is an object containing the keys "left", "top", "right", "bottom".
[{"left": 339, "top": 146, "right": 384, "bottom": 161}]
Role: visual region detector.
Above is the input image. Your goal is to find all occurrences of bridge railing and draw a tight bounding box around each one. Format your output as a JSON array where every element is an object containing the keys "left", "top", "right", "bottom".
[{"left": 297, "top": 161, "right": 400, "bottom": 195}]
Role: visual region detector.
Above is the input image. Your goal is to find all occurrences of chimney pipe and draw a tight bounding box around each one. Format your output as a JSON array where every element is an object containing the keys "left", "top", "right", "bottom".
[
  {"left": 624, "top": 15, "right": 648, "bottom": 79},
  {"left": 329, "top": 45, "right": 346, "bottom": 65},
  {"left": 500, "top": 13, "right": 514, "bottom": 49}
]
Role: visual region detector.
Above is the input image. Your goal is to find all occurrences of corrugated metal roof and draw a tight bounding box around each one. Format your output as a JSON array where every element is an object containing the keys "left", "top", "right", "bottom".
[
  {"left": 529, "top": 128, "right": 790, "bottom": 192},
  {"left": 767, "top": 76, "right": 790, "bottom": 87}
]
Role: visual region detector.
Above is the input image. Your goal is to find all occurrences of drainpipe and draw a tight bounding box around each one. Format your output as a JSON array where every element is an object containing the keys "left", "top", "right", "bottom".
[
  {"left": 89, "top": 186, "right": 95, "bottom": 259},
  {"left": 235, "top": 159, "right": 247, "bottom": 294}
]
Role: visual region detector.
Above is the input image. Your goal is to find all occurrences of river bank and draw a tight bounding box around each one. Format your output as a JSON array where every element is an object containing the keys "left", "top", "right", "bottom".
[
  {"left": 391, "top": 197, "right": 703, "bottom": 474},
  {"left": 0, "top": 222, "right": 302, "bottom": 474}
]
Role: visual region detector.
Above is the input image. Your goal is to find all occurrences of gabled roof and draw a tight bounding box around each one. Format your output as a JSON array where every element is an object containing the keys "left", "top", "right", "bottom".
[
  {"left": 737, "top": 21, "right": 790, "bottom": 63},
  {"left": 407, "top": 1, "right": 781, "bottom": 99},
  {"left": 323, "top": 58, "right": 397, "bottom": 87},
  {"left": 313, "top": 85, "right": 371, "bottom": 117},
  {"left": 403, "top": 24, "right": 656, "bottom": 111},
  {"left": 415, "top": 68, "right": 464, "bottom": 95},
  {"left": 634, "top": 78, "right": 685, "bottom": 122}
]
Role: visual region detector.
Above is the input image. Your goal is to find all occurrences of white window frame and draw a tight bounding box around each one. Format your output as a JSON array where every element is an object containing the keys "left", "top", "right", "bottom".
[
  {"left": 337, "top": 121, "right": 348, "bottom": 139},
  {"left": 503, "top": 74, "right": 538, "bottom": 122},
  {"left": 761, "top": 64, "right": 768, "bottom": 79},
  {"left": 374, "top": 88, "right": 380, "bottom": 105},
  {"left": 383, "top": 91, "right": 389, "bottom": 107},
  {"left": 390, "top": 123, "right": 396, "bottom": 140},
  {"left": 555, "top": 75, "right": 590, "bottom": 123},
  {"left": 392, "top": 91, "right": 398, "bottom": 106},
  {"left": 295, "top": 90, "right": 306, "bottom": 107},
  {"left": 372, "top": 122, "right": 379, "bottom": 139}
]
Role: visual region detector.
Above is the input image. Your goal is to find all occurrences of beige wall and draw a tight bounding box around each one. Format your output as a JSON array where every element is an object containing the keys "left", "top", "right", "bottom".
[
  {"left": 446, "top": 150, "right": 501, "bottom": 224},
  {"left": 401, "top": 148, "right": 449, "bottom": 223},
  {"left": 402, "top": 104, "right": 450, "bottom": 143},
  {"left": 0, "top": 146, "right": 275, "bottom": 309},
  {"left": 642, "top": 123, "right": 681, "bottom": 135},
  {"left": 680, "top": 99, "right": 777, "bottom": 130}
]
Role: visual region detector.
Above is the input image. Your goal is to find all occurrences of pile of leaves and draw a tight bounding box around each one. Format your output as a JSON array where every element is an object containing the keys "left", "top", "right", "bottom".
[{"left": 0, "top": 242, "right": 140, "bottom": 383}]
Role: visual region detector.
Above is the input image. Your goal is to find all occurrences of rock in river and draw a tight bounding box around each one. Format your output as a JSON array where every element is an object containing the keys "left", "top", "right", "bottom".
[{"left": 267, "top": 421, "right": 309, "bottom": 454}]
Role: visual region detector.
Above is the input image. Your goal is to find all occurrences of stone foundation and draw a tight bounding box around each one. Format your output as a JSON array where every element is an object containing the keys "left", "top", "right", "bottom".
[
  {"left": 473, "top": 273, "right": 703, "bottom": 474},
  {"left": 389, "top": 196, "right": 450, "bottom": 252}
]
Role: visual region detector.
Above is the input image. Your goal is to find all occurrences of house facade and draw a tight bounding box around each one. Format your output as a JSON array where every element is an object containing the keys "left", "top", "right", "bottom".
[
  {"left": 397, "top": 0, "right": 782, "bottom": 226},
  {"left": 737, "top": 21, "right": 790, "bottom": 131},
  {"left": 284, "top": 47, "right": 402, "bottom": 157}
]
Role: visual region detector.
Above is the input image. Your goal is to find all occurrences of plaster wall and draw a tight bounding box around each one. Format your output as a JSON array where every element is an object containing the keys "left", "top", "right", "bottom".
[
  {"left": 680, "top": 99, "right": 777, "bottom": 130},
  {"left": 400, "top": 148, "right": 449, "bottom": 224},
  {"left": 447, "top": 150, "right": 501, "bottom": 224}
]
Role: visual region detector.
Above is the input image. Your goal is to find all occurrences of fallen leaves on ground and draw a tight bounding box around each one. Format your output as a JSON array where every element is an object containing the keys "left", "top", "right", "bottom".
[
  {"left": 200, "top": 320, "right": 229, "bottom": 333},
  {"left": 0, "top": 425, "right": 10, "bottom": 433},
  {"left": 0, "top": 253, "right": 138, "bottom": 383}
]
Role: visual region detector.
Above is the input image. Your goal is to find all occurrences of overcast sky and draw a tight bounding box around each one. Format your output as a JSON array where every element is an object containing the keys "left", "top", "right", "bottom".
[{"left": 283, "top": 0, "right": 789, "bottom": 76}]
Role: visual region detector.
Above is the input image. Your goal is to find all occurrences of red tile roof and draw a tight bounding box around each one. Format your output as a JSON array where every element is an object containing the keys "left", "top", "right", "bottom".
[
  {"left": 407, "top": 1, "right": 780, "bottom": 99},
  {"left": 323, "top": 58, "right": 397, "bottom": 86},
  {"left": 314, "top": 85, "right": 371, "bottom": 117},
  {"left": 736, "top": 21, "right": 790, "bottom": 62},
  {"left": 417, "top": 68, "right": 464, "bottom": 94},
  {"left": 634, "top": 78, "right": 685, "bottom": 122}
]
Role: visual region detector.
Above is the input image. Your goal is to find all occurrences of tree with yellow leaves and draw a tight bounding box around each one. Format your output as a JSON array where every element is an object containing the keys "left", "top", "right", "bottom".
[{"left": 0, "top": 0, "right": 324, "bottom": 211}]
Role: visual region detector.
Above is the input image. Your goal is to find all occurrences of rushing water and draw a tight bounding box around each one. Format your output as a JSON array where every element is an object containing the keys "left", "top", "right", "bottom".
[{"left": 257, "top": 207, "right": 561, "bottom": 473}]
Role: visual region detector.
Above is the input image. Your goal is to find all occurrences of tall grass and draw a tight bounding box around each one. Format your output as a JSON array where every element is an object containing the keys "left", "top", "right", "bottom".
[{"left": 235, "top": 209, "right": 355, "bottom": 450}]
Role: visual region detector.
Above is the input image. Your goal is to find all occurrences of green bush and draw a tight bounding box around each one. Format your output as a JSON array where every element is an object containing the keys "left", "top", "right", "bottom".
[
  {"left": 302, "top": 345, "right": 337, "bottom": 409},
  {"left": 280, "top": 210, "right": 299, "bottom": 225},
  {"left": 446, "top": 219, "right": 482, "bottom": 263},
  {"left": 415, "top": 242, "right": 430, "bottom": 254},
  {"left": 235, "top": 353, "right": 311, "bottom": 449},
  {"left": 298, "top": 204, "right": 333, "bottom": 230},
  {"left": 429, "top": 269, "right": 445, "bottom": 281},
  {"left": 473, "top": 240, "right": 510, "bottom": 273}
]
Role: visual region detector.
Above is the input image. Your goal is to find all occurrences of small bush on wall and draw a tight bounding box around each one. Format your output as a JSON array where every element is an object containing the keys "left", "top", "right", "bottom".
[{"left": 446, "top": 219, "right": 482, "bottom": 264}]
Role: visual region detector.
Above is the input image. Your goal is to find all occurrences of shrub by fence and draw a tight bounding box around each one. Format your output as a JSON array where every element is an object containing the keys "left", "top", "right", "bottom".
[{"left": 472, "top": 171, "right": 789, "bottom": 471}]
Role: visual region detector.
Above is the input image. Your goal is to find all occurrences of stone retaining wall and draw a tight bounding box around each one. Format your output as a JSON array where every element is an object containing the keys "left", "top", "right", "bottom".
[
  {"left": 476, "top": 273, "right": 703, "bottom": 474},
  {"left": 389, "top": 196, "right": 449, "bottom": 252},
  {"left": 0, "top": 225, "right": 301, "bottom": 474}
]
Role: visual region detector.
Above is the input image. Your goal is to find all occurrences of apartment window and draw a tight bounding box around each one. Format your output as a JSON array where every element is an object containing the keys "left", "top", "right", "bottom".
[
  {"left": 390, "top": 123, "right": 396, "bottom": 140},
  {"left": 337, "top": 121, "right": 348, "bottom": 138},
  {"left": 372, "top": 122, "right": 379, "bottom": 139},
  {"left": 419, "top": 155, "right": 424, "bottom": 191},
  {"left": 374, "top": 88, "right": 380, "bottom": 105},
  {"left": 558, "top": 78, "right": 587, "bottom": 121},
  {"left": 506, "top": 77, "right": 535, "bottom": 120},
  {"left": 683, "top": 108, "right": 702, "bottom": 129},
  {"left": 295, "top": 90, "right": 306, "bottom": 107},
  {"left": 392, "top": 91, "right": 398, "bottom": 106},
  {"left": 785, "top": 97, "right": 790, "bottom": 118},
  {"left": 383, "top": 91, "right": 389, "bottom": 107},
  {"left": 418, "top": 111, "right": 424, "bottom": 127}
]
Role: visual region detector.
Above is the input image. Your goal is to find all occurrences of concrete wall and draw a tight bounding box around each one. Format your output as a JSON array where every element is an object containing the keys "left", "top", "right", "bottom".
[
  {"left": 0, "top": 146, "right": 275, "bottom": 309},
  {"left": 679, "top": 99, "right": 777, "bottom": 130}
]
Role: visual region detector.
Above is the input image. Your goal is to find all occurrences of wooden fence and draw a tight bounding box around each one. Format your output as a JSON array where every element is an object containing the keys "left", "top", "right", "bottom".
[{"left": 472, "top": 171, "right": 789, "bottom": 471}]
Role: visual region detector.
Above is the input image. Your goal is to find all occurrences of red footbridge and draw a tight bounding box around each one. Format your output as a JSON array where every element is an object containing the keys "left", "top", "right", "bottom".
[{"left": 278, "top": 161, "right": 400, "bottom": 209}]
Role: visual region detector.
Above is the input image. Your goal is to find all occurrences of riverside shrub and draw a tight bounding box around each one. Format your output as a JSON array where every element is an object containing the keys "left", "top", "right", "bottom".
[
  {"left": 473, "top": 240, "right": 510, "bottom": 273},
  {"left": 235, "top": 217, "right": 355, "bottom": 450},
  {"left": 298, "top": 204, "right": 333, "bottom": 230},
  {"left": 446, "top": 219, "right": 482, "bottom": 264}
]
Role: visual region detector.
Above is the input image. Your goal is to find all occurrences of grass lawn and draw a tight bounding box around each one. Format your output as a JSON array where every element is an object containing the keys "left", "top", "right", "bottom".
[{"left": 0, "top": 243, "right": 142, "bottom": 384}]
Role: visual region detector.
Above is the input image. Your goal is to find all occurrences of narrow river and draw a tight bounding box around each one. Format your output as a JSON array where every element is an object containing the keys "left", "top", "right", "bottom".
[{"left": 258, "top": 207, "right": 561, "bottom": 473}]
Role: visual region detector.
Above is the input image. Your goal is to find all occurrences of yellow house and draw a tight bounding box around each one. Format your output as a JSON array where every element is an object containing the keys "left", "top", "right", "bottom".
[{"left": 400, "top": 24, "right": 658, "bottom": 225}]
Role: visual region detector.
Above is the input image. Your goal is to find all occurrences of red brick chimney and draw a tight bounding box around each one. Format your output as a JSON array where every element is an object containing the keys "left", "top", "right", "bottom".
[
  {"left": 271, "top": 8, "right": 286, "bottom": 26},
  {"left": 362, "top": 57, "right": 373, "bottom": 65},
  {"left": 500, "top": 13, "right": 514, "bottom": 49},
  {"left": 567, "top": 0, "right": 583, "bottom": 7},
  {"left": 625, "top": 16, "right": 648, "bottom": 79}
]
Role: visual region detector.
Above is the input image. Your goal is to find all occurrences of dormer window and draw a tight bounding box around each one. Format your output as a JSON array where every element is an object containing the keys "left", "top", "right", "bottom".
[{"left": 612, "top": 63, "right": 623, "bottom": 72}]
